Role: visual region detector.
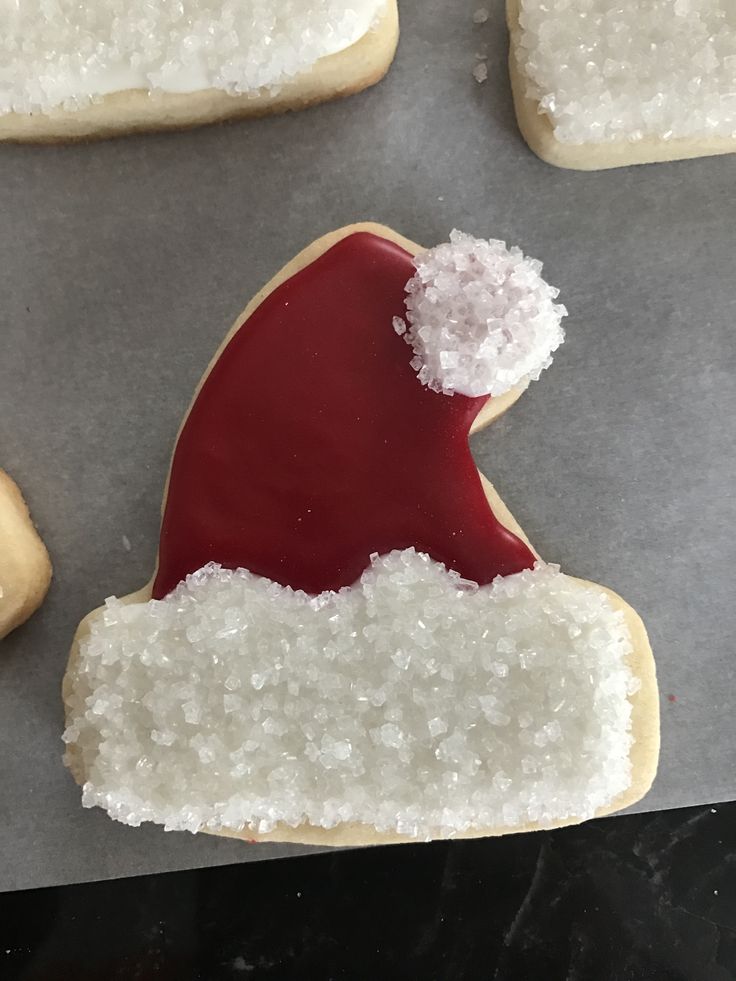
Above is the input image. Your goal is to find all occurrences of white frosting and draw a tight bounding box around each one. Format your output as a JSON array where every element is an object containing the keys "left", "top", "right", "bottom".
[
  {"left": 0, "top": 1, "right": 384, "bottom": 115},
  {"left": 64, "top": 552, "right": 638, "bottom": 838},
  {"left": 394, "top": 230, "right": 566, "bottom": 398},
  {"left": 516, "top": 0, "right": 736, "bottom": 144}
]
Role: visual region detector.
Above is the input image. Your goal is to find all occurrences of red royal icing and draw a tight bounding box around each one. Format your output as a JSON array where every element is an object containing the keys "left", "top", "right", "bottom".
[{"left": 152, "top": 232, "right": 535, "bottom": 599}]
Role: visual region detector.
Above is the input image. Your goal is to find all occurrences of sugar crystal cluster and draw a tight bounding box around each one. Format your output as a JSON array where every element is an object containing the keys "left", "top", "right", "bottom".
[
  {"left": 394, "top": 230, "right": 566, "bottom": 398},
  {"left": 0, "top": 0, "right": 383, "bottom": 115},
  {"left": 516, "top": 0, "right": 736, "bottom": 144},
  {"left": 64, "top": 552, "right": 637, "bottom": 838}
]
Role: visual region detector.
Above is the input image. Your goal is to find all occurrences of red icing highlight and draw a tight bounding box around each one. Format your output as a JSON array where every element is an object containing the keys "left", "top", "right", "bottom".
[{"left": 153, "top": 232, "right": 535, "bottom": 599}]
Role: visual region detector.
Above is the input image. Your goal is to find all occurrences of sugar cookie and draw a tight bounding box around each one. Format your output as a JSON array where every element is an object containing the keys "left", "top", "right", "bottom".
[
  {"left": 0, "top": 471, "right": 52, "bottom": 640},
  {"left": 63, "top": 224, "right": 659, "bottom": 844},
  {"left": 508, "top": 0, "right": 736, "bottom": 170},
  {"left": 0, "top": 1, "right": 398, "bottom": 143}
]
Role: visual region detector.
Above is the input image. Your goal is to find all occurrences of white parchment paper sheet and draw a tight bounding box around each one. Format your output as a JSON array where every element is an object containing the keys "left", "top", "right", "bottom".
[{"left": 0, "top": 0, "right": 734, "bottom": 890}]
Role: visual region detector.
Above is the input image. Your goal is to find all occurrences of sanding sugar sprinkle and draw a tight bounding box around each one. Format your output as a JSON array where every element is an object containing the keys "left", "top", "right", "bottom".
[
  {"left": 516, "top": 0, "right": 736, "bottom": 144},
  {"left": 0, "top": 0, "right": 384, "bottom": 115},
  {"left": 393, "top": 230, "right": 566, "bottom": 398},
  {"left": 64, "top": 552, "right": 638, "bottom": 838}
]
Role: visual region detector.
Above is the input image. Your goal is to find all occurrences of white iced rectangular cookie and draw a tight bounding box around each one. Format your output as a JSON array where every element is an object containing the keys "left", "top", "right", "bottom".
[
  {"left": 508, "top": 0, "right": 736, "bottom": 170},
  {"left": 0, "top": 1, "right": 398, "bottom": 143}
]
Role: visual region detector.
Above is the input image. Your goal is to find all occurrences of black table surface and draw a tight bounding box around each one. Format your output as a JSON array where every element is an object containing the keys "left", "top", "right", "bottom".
[{"left": 2, "top": 800, "right": 734, "bottom": 981}]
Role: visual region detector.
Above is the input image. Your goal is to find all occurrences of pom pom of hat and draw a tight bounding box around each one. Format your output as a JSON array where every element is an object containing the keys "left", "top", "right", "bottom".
[{"left": 394, "top": 230, "right": 567, "bottom": 398}]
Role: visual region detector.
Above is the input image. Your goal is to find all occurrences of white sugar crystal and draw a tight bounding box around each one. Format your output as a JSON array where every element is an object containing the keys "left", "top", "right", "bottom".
[
  {"left": 65, "top": 552, "right": 637, "bottom": 838},
  {"left": 428, "top": 717, "right": 448, "bottom": 737},
  {"left": 394, "top": 230, "right": 566, "bottom": 398},
  {"left": 516, "top": 0, "right": 736, "bottom": 143},
  {"left": 0, "top": 0, "right": 384, "bottom": 115}
]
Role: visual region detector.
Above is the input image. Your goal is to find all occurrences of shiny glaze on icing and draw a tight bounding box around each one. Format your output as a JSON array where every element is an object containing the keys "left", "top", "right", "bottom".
[{"left": 153, "top": 232, "right": 534, "bottom": 599}]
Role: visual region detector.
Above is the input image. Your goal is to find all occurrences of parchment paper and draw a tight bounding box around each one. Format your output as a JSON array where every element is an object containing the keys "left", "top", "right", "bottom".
[{"left": 1, "top": 0, "right": 734, "bottom": 892}]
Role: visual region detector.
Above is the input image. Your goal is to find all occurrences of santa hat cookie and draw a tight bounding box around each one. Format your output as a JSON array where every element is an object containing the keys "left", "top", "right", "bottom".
[
  {"left": 0, "top": 471, "right": 51, "bottom": 640},
  {"left": 63, "top": 223, "right": 659, "bottom": 844},
  {"left": 0, "top": 1, "right": 398, "bottom": 143}
]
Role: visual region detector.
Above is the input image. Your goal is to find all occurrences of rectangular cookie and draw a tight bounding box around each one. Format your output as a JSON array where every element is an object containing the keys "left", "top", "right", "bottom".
[
  {"left": 0, "top": 1, "right": 398, "bottom": 143},
  {"left": 507, "top": 0, "right": 736, "bottom": 170}
]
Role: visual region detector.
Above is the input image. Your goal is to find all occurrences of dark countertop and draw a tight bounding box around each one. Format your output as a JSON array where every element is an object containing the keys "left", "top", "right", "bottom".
[{"left": 2, "top": 801, "right": 734, "bottom": 981}]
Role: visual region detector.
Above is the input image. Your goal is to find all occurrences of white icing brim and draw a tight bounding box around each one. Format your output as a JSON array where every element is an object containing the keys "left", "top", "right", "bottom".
[{"left": 64, "top": 552, "right": 637, "bottom": 838}]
